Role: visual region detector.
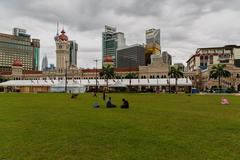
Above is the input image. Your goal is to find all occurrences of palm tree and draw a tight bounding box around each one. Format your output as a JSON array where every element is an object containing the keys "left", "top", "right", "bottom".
[
  {"left": 209, "top": 64, "right": 231, "bottom": 89},
  {"left": 168, "top": 67, "right": 184, "bottom": 93},
  {"left": 125, "top": 73, "right": 138, "bottom": 79},
  {"left": 100, "top": 65, "right": 115, "bottom": 91}
]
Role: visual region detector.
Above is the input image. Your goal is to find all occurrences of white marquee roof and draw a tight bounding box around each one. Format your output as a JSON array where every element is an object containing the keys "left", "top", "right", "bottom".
[{"left": 0, "top": 78, "right": 192, "bottom": 87}]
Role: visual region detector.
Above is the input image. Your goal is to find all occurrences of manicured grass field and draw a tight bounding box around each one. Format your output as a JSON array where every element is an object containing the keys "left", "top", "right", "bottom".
[{"left": 0, "top": 93, "right": 240, "bottom": 160}]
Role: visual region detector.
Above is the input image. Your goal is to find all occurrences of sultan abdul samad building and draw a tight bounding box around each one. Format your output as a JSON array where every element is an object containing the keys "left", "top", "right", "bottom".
[{"left": 0, "top": 27, "right": 240, "bottom": 92}]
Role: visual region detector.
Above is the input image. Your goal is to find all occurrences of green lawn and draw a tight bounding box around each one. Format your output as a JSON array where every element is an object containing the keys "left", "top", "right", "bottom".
[{"left": 0, "top": 93, "right": 240, "bottom": 160}]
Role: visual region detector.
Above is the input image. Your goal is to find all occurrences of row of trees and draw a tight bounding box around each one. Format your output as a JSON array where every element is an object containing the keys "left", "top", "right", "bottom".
[{"left": 100, "top": 64, "right": 231, "bottom": 93}]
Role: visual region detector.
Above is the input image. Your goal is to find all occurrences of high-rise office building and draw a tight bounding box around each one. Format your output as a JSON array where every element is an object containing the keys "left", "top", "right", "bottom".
[
  {"left": 41, "top": 56, "right": 48, "bottom": 71},
  {"left": 69, "top": 41, "right": 78, "bottom": 67},
  {"left": 116, "top": 44, "right": 145, "bottom": 68},
  {"left": 145, "top": 28, "right": 161, "bottom": 65},
  {"left": 0, "top": 28, "right": 40, "bottom": 71},
  {"left": 162, "top": 51, "right": 172, "bottom": 66},
  {"left": 13, "top": 28, "right": 27, "bottom": 37},
  {"left": 49, "top": 64, "right": 56, "bottom": 71},
  {"left": 102, "top": 25, "right": 126, "bottom": 67},
  {"left": 32, "top": 39, "right": 40, "bottom": 70}
]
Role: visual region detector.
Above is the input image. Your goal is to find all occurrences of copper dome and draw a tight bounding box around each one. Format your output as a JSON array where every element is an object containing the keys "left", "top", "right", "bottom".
[
  {"left": 12, "top": 60, "right": 23, "bottom": 67},
  {"left": 58, "top": 29, "right": 68, "bottom": 41},
  {"left": 104, "top": 56, "right": 113, "bottom": 62}
]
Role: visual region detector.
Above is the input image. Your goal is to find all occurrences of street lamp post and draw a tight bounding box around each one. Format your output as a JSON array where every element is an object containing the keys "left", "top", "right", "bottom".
[
  {"left": 168, "top": 55, "right": 176, "bottom": 93},
  {"left": 94, "top": 59, "right": 100, "bottom": 93},
  {"left": 129, "top": 58, "right": 132, "bottom": 88},
  {"left": 168, "top": 65, "right": 171, "bottom": 93},
  {"left": 65, "top": 60, "right": 68, "bottom": 93}
]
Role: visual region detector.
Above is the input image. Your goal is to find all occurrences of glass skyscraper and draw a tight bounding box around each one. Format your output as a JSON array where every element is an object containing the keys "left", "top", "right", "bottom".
[
  {"left": 145, "top": 28, "right": 161, "bottom": 65},
  {"left": 102, "top": 25, "right": 126, "bottom": 67},
  {"left": 41, "top": 55, "right": 48, "bottom": 71},
  {"left": 69, "top": 41, "right": 78, "bottom": 67}
]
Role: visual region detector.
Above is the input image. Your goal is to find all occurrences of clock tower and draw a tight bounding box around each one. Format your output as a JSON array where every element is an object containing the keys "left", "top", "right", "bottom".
[{"left": 55, "top": 29, "right": 70, "bottom": 71}]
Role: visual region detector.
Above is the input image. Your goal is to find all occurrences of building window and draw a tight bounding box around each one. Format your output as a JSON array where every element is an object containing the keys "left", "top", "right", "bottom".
[{"left": 210, "top": 55, "right": 213, "bottom": 64}]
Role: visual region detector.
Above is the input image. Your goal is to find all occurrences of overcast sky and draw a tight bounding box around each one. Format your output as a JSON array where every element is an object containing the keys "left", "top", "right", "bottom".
[{"left": 0, "top": 0, "right": 240, "bottom": 68}]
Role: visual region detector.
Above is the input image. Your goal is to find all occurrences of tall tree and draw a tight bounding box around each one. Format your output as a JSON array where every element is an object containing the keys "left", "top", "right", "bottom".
[
  {"left": 209, "top": 64, "right": 231, "bottom": 89},
  {"left": 168, "top": 66, "right": 184, "bottom": 93},
  {"left": 100, "top": 65, "right": 115, "bottom": 91}
]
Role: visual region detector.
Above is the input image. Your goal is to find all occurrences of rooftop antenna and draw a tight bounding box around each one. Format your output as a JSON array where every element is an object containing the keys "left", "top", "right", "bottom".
[
  {"left": 160, "top": 28, "right": 162, "bottom": 55},
  {"left": 56, "top": 21, "right": 59, "bottom": 35}
]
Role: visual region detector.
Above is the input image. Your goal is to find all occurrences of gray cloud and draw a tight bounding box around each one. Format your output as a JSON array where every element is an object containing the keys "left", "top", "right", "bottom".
[{"left": 0, "top": 0, "right": 240, "bottom": 68}]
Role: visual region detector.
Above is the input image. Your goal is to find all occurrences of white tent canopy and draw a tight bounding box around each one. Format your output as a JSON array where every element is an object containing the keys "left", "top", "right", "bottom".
[
  {"left": 0, "top": 80, "right": 54, "bottom": 87},
  {"left": 51, "top": 80, "right": 86, "bottom": 93},
  {"left": 109, "top": 80, "right": 127, "bottom": 88},
  {"left": 0, "top": 78, "right": 192, "bottom": 88}
]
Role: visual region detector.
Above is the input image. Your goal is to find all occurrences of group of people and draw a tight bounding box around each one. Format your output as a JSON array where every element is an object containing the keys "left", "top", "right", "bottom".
[
  {"left": 106, "top": 97, "right": 129, "bottom": 109},
  {"left": 93, "top": 94, "right": 129, "bottom": 109}
]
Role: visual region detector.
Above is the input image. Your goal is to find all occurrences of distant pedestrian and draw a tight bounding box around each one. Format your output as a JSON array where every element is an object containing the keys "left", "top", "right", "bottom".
[
  {"left": 103, "top": 91, "right": 106, "bottom": 101},
  {"left": 121, "top": 98, "right": 129, "bottom": 109}
]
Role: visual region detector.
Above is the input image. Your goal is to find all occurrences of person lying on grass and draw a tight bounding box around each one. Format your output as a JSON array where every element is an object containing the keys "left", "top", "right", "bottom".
[
  {"left": 221, "top": 97, "right": 230, "bottom": 105},
  {"left": 93, "top": 102, "right": 100, "bottom": 108}
]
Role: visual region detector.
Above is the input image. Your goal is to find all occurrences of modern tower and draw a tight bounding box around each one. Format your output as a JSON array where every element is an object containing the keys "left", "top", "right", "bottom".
[
  {"left": 102, "top": 25, "right": 126, "bottom": 67},
  {"left": 41, "top": 56, "right": 48, "bottom": 71},
  {"left": 69, "top": 41, "right": 78, "bottom": 67},
  {"left": 145, "top": 28, "right": 161, "bottom": 65},
  {"left": 162, "top": 51, "right": 172, "bottom": 66},
  {"left": 116, "top": 44, "right": 145, "bottom": 68},
  {"left": 55, "top": 29, "right": 70, "bottom": 71}
]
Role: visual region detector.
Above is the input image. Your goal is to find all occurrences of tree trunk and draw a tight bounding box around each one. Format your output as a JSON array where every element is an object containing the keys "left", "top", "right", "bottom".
[
  {"left": 175, "top": 78, "right": 178, "bottom": 94},
  {"left": 218, "top": 76, "right": 221, "bottom": 89},
  {"left": 106, "top": 78, "right": 109, "bottom": 91}
]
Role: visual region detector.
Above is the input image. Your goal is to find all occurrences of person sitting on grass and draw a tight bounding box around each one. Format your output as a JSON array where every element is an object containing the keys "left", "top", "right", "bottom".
[
  {"left": 71, "top": 94, "right": 78, "bottom": 99},
  {"left": 121, "top": 98, "right": 129, "bottom": 109},
  {"left": 221, "top": 97, "right": 230, "bottom": 105},
  {"left": 106, "top": 97, "right": 116, "bottom": 108}
]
